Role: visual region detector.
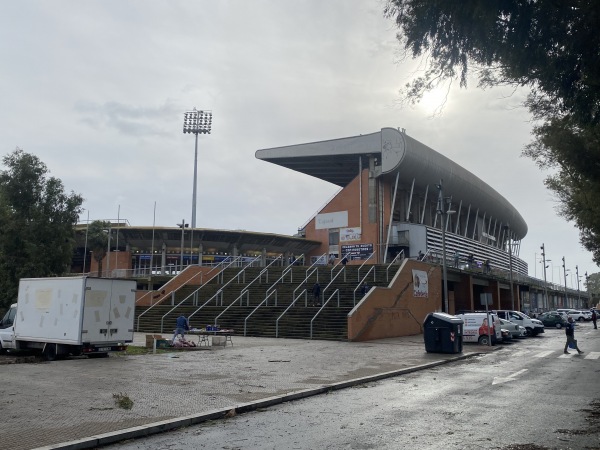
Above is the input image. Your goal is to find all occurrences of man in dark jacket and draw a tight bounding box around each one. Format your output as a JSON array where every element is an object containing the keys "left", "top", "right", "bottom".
[
  {"left": 172, "top": 314, "right": 189, "bottom": 342},
  {"left": 592, "top": 310, "right": 597, "bottom": 329},
  {"left": 564, "top": 317, "right": 584, "bottom": 354},
  {"left": 312, "top": 282, "right": 321, "bottom": 306}
]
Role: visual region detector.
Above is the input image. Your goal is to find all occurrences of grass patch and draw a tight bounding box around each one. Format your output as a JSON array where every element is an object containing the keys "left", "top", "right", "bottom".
[{"left": 113, "top": 393, "right": 133, "bottom": 410}]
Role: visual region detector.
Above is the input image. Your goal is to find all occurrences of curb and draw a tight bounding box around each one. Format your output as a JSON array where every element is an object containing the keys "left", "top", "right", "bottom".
[{"left": 34, "top": 351, "right": 482, "bottom": 450}]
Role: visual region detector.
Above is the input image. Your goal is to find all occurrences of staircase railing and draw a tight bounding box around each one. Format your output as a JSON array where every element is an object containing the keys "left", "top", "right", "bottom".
[
  {"left": 157, "top": 256, "right": 247, "bottom": 332},
  {"left": 353, "top": 265, "right": 376, "bottom": 305},
  {"left": 244, "top": 290, "right": 278, "bottom": 336},
  {"left": 276, "top": 288, "right": 308, "bottom": 338},
  {"left": 386, "top": 249, "right": 405, "bottom": 281},
  {"left": 310, "top": 289, "right": 340, "bottom": 339},
  {"left": 136, "top": 261, "right": 227, "bottom": 331}
]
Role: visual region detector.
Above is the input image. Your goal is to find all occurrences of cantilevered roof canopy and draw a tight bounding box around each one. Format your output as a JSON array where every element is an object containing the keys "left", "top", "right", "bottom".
[
  {"left": 256, "top": 127, "right": 528, "bottom": 239},
  {"left": 75, "top": 226, "right": 320, "bottom": 255}
]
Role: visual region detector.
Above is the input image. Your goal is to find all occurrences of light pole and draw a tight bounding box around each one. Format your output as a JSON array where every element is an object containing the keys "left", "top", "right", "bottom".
[
  {"left": 106, "top": 226, "right": 112, "bottom": 278},
  {"left": 562, "top": 256, "right": 569, "bottom": 308},
  {"left": 576, "top": 265, "right": 581, "bottom": 308},
  {"left": 177, "top": 219, "right": 188, "bottom": 272},
  {"left": 436, "top": 179, "right": 455, "bottom": 313},
  {"left": 504, "top": 225, "right": 515, "bottom": 310},
  {"left": 540, "top": 244, "right": 549, "bottom": 310},
  {"left": 183, "top": 109, "right": 212, "bottom": 229}
]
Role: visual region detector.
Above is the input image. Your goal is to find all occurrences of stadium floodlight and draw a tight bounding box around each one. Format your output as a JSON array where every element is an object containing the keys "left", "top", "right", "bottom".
[{"left": 183, "top": 109, "right": 212, "bottom": 228}]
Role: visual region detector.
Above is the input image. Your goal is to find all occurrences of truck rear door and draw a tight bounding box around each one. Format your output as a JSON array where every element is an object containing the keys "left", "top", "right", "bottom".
[{"left": 83, "top": 278, "right": 135, "bottom": 345}]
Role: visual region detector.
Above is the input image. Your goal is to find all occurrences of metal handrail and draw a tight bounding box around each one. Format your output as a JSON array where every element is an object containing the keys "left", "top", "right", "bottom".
[
  {"left": 321, "top": 265, "right": 346, "bottom": 302},
  {"left": 137, "top": 264, "right": 223, "bottom": 331},
  {"left": 136, "top": 267, "right": 204, "bottom": 305},
  {"left": 305, "top": 253, "right": 327, "bottom": 279},
  {"left": 353, "top": 265, "right": 376, "bottom": 306},
  {"left": 330, "top": 251, "right": 353, "bottom": 278},
  {"left": 158, "top": 256, "right": 246, "bottom": 332},
  {"left": 276, "top": 289, "right": 307, "bottom": 338},
  {"left": 264, "top": 264, "right": 294, "bottom": 298},
  {"left": 357, "top": 251, "right": 376, "bottom": 281},
  {"left": 386, "top": 249, "right": 405, "bottom": 281},
  {"left": 244, "top": 290, "right": 277, "bottom": 336},
  {"left": 310, "top": 289, "right": 339, "bottom": 339}
]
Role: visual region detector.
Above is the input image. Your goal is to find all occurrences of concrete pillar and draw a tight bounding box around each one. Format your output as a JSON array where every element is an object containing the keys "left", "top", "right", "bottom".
[{"left": 161, "top": 242, "right": 167, "bottom": 275}]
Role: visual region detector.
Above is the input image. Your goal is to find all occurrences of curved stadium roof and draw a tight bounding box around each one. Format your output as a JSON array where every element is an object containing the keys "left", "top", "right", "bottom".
[{"left": 256, "top": 127, "right": 528, "bottom": 239}]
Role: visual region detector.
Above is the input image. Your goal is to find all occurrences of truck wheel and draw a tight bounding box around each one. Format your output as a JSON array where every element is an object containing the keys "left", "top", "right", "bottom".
[
  {"left": 478, "top": 335, "right": 490, "bottom": 346},
  {"left": 43, "top": 344, "right": 57, "bottom": 361}
]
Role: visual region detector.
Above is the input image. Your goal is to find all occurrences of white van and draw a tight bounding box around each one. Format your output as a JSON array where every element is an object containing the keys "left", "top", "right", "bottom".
[
  {"left": 455, "top": 312, "right": 502, "bottom": 345},
  {"left": 495, "top": 310, "right": 545, "bottom": 336}
]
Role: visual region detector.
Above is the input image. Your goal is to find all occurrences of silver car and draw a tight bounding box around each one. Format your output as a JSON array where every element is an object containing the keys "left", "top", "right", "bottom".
[{"left": 499, "top": 318, "right": 523, "bottom": 339}]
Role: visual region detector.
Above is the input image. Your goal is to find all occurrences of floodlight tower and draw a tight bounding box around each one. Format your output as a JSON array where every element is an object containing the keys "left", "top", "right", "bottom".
[{"left": 183, "top": 109, "right": 213, "bottom": 228}]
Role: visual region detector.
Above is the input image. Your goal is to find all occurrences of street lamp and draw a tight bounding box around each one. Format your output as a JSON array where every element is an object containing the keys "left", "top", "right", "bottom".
[
  {"left": 576, "top": 265, "right": 581, "bottom": 308},
  {"left": 562, "top": 256, "right": 569, "bottom": 308},
  {"left": 183, "top": 109, "right": 212, "bottom": 229},
  {"left": 177, "top": 220, "right": 188, "bottom": 272},
  {"left": 436, "top": 179, "right": 455, "bottom": 314},
  {"left": 540, "top": 244, "right": 549, "bottom": 310},
  {"left": 504, "top": 225, "right": 515, "bottom": 310}
]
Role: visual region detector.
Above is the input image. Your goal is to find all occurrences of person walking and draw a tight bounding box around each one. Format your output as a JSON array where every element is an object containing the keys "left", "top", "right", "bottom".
[
  {"left": 592, "top": 309, "right": 597, "bottom": 329},
  {"left": 564, "top": 316, "right": 584, "bottom": 354},
  {"left": 172, "top": 314, "right": 189, "bottom": 343},
  {"left": 312, "top": 282, "right": 321, "bottom": 306}
]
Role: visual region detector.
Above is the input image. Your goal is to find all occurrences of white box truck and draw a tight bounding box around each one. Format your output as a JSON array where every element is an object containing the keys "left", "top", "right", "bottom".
[{"left": 0, "top": 276, "right": 136, "bottom": 360}]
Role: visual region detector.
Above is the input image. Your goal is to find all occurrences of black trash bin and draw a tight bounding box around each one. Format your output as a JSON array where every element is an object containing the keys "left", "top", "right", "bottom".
[{"left": 423, "top": 312, "right": 463, "bottom": 354}]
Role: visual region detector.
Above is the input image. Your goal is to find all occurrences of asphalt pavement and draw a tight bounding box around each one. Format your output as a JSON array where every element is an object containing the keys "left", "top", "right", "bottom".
[{"left": 0, "top": 332, "right": 492, "bottom": 450}]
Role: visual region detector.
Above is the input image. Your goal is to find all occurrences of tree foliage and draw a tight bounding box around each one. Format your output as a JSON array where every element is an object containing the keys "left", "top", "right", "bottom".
[
  {"left": 86, "top": 220, "right": 111, "bottom": 276},
  {"left": 0, "top": 148, "right": 83, "bottom": 310},
  {"left": 384, "top": 0, "right": 600, "bottom": 264}
]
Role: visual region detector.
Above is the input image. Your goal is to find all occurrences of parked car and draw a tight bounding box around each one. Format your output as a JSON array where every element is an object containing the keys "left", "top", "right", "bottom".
[
  {"left": 567, "top": 310, "right": 591, "bottom": 322},
  {"left": 538, "top": 312, "right": 569, "bottom": 329},
  {"left": 494, "top": 310, "right": 545, "bottom": 336},
  {"left": 500, "top": 328, "right": 512, "bottom": 342},
  {"left": 499, "top": 318, "right": 522, "bottom": 339}
]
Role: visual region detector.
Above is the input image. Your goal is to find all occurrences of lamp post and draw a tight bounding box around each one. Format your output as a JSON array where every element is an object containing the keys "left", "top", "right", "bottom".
[
  {"left": 436, "top": 179, "right": 455, "bottom": 313},
  {"left": 106, "top": 226, "right": 112, "bottom": 278},
  {"left": 183, "top": 109, "right": 212, "bottom": 229},
  {"left": 576, "top": 265, "right": 581, "bottom": 308},
  {"left": 504, "top": 225, "right": 515, "bottom": 310},
  {"left": 177, "top": 220, "right": 188, "bottom": 272},
  {"left": 562, "top": 256, "right": 569, "bottom": 308},
  {"left": 540, "top": 244, "right": 549, "bottom": 310}
]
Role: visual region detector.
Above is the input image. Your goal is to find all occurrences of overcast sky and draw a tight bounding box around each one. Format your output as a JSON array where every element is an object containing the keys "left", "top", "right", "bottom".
[{"left": 1, "top": 0, "right": 596, "bottom": 286}]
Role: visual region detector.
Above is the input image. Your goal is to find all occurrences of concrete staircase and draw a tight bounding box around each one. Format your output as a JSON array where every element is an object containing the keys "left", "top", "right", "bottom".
[{"left": 135, "top": 263, "right": 397, "bottom": 341}]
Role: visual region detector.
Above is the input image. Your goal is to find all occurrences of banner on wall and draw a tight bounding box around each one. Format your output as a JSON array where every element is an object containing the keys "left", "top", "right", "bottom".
[
  {"left": 341, "top": 243, "right": 373, "bottom": 260},
  {"left": 315, "top": 211, "right": 348, "bottom": 230},
  {"left": 340, "top": 227, "right": 361, "bottom": 242},
  {"left": 412, "top": 269, "right": 428, "bottom": 298}
]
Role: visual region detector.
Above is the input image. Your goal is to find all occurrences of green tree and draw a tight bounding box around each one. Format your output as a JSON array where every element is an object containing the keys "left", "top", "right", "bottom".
[
  {"left": 86, "top": 220, "right": 111, "bottom": 277},
  {"left": 384, "top": 0, "right": 600, "bottom": 264},
  {"left": 0, "top": 148, "right": 83, "bottom": 309}
]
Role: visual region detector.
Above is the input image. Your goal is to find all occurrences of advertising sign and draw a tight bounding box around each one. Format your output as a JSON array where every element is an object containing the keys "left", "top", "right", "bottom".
[
  {"left": 412, "top": 269, "right": 428, "bottom": 298},
  {"left": 340, "top": 227, "right": 361, "bottom": 242},
  {"left": 315, "top": 211, "right": 348, "bottom": 230},
  {"left": 341, "top": 243, "right": 373, "bottom": 260}
]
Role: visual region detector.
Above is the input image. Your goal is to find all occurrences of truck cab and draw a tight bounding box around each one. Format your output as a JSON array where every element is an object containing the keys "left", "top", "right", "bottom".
[{"left": 0, "top": 304, "right": 17, "bottom": 352}]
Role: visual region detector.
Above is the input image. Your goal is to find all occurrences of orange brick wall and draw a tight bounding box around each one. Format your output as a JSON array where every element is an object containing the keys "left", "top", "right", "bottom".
[
  {"left": 305, "top": 168, "right": 390, "bottom": 264},
  {"left": 348, "top": 259, "right": 443, "bottom": 341}
]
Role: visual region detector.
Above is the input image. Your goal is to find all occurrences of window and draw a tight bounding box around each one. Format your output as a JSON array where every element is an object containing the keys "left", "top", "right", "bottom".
[{"left": 329, "top": 230, "right": 339, "bottom": 245}]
